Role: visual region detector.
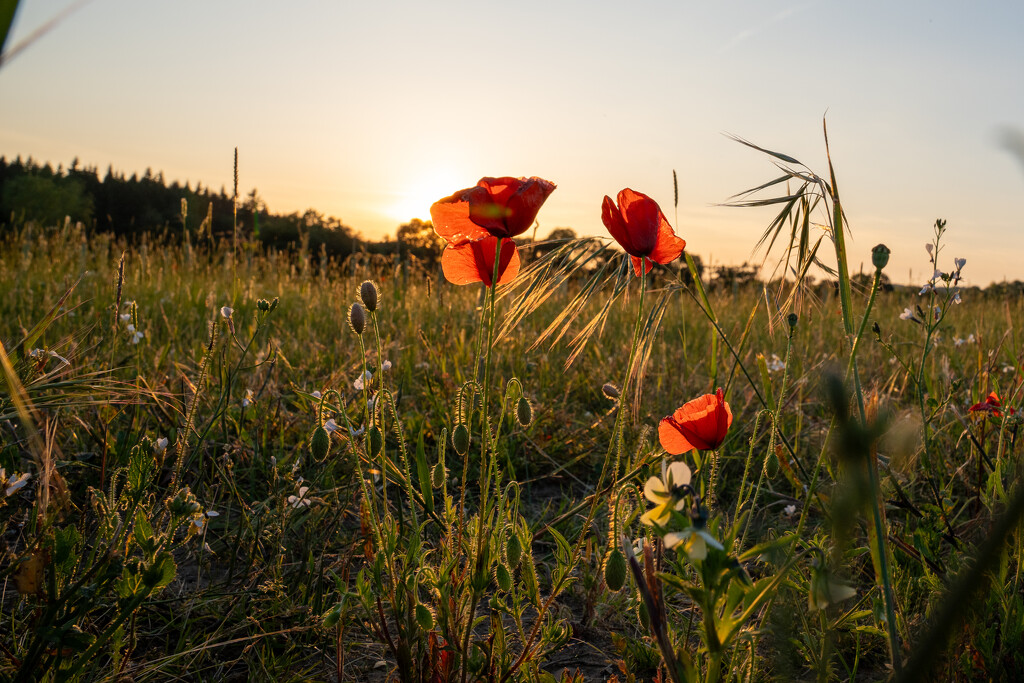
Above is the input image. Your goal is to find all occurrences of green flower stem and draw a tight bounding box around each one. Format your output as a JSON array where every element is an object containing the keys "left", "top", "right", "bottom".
[{"left": 830, "top": 229, "right": 900, "bottom": 671}]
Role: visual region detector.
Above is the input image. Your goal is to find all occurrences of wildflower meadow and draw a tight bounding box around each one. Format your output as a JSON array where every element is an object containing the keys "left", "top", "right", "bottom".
[{"left": 2, "top": 132, "right": 1023, "bottom": 683}]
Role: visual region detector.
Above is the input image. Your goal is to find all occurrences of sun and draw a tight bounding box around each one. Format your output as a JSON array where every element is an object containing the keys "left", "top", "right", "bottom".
[{"left": 384, "top": 169, "right": 468, "bottom": 225}]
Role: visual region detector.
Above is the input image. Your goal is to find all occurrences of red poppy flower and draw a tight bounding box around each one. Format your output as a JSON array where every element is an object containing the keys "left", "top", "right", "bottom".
[
  {"left": 440, "top": 236, "right": 520, "bottom": 286},
  {"left": 968, "top": 391, "right": 1016, "bottom": 418},
  {"left": 658, "top": 388, "right": 733, "bottom": 453},
  {"left": 430, "top": 176, "right": 556, "bottom": 245},
  {"left": 601, "top": 188, "right": 686, "bottom": 276}
]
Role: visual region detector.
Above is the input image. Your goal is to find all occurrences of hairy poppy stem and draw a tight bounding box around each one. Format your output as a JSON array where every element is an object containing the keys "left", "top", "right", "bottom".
[
  {"left": 460, "top": 238, "right": 505, "bottom": 683},
  {"left": 501, "top": 258, "right": 649, "bottom": 683}
]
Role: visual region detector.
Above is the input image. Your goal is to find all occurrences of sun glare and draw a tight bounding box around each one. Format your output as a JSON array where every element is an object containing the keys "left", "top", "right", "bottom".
[{"left": 384, "top": 169, "right": 467, "bottom": 225}]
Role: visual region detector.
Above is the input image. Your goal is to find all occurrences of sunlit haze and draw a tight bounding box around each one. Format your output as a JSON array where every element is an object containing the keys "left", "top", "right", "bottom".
[{"left": 2, "top": 0, "right": 1022, "bottom": 284}]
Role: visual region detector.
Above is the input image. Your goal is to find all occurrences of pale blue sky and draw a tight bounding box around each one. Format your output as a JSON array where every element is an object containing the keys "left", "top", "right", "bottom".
[{"left": 2, "top": 0, "right": 1022, "bottom": 284}]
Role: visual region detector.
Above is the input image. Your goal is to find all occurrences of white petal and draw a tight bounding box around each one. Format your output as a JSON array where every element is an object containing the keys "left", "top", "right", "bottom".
[
  {"left": 643, "top": 476, "right": 667, "bottom": 504},
  {"left": 665, "top": 461, "right": 691, "bottom": 488}
]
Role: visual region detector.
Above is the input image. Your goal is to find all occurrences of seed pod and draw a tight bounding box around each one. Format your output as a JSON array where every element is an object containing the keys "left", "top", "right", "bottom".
[
  {"left": 310, "top": 425, "right": 330, "bottom": 461},
  {"left": 367, "top": 426, "right": 383, "bottom": 456},
  {"left": 348, "top": 302, "right": 365, "bottom": 335},
  {"left": 495, "top": 563, "right": 513, "bottom": 592},
  {"left": 452, "top": 423, "right": 471, "bottom": 456},
  {"left": 516, "top": 397, "right": 533, "bottom": 427},
  {"left": 871, "top": 243, "right": 891, "bottom": 271},
  {"left": 604, "top": 548, "right": 627, "bottom": 592},
  {"left": 506, "top": 534, "right": 522, "bottom": 567},
  {"left": 359, "top": 280, "right": 379, "bottom": 312}
]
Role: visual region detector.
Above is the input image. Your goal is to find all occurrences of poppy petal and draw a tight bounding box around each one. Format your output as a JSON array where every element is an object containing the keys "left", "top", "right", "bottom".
[
  {"left": 440, "top": 237, "right": 519, "bottom": 286},
  {"left": 630, "top": 255, "right": 653, "bottom": 276},
  {"left": 430, "top": 191, "right": 491, "bottom": 245},
  {"left": 602, "top": 195, "right": 634, "bottom": 254},
  {"left": 617, "top": 188, "right": 661, "bottom": 256},
  {"left": 648, "top": 215, "right": 686, "bottom": 266},
  {"left": 505, "top": 177, "right": 556, "bottom": 237}
]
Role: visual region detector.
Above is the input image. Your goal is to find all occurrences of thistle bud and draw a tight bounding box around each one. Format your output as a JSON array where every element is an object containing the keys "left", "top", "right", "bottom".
[
  {"left": 359, "top": 280, "right": 379, "bottom": 312},
  {"left": 604, "top": 548, "right": 627, "bottom": 591},
  {"left": 871, "top": 244, "right": 891, "bottom": 271},
  {"left": 452, "top": 424, "right": 471, "bottom": 456},
  {"left": 516, "top": 397, "right": 533, "bottom": 427},
  {"left": 310, "top": 425, "right": 330, "bottom": 461},
  {"left": 349, "top": 302, "right": 365, "bottom": 335}
]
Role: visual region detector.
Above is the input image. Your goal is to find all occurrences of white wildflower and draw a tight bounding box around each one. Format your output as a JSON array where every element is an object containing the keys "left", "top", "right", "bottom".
[
  {"left": 783, "top": 504, "right": 797, "bottom": 518},
  {"left": 766, "top": 354, "right": 786, "bottom": 373},
  {"left": 119, "top": 313, "right": 131, "bottom": 322},
  {"left": 288, "top": 486, "right": 312, "bottom": 508},
  {"left": 323, "top": 418, "right": 339, "bottom": 434},
  {"left": 899, "top": 308, "right": 920, "bottom": 323},
  {"left": 311, "top": 390, "right": 322, "bottom": 399},
  {"left": 354, "top": 369, "right": 373, "bottom": 391},
  {"left": 220, "top": 306, "right": 233, "bottom": 318},
  {"left": 381, "top": 360, "right": 392, "bottom": 372},
  {"left": 242, "top": 388, "right": 253, "bottom": 408},
  {"left": 664, "top": 524, "right": 724, "bottom": 561},
  {"left": 3, "top": 470, "right": 31, "bottom": 497},
  {"left": 154, "top": 437, "right": 169, "bottom": 454}
]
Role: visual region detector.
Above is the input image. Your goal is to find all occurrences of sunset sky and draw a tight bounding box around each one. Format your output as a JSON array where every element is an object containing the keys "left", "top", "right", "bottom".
[{"left": 2, "top": 0, "right": 1022, "bottom": 285}]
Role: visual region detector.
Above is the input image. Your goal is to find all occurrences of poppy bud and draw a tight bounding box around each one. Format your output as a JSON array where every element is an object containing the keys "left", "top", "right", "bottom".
[
  {"left": 349, "top": 302, "right": 365, "bottom": 335},
  {"left": 516, "top": 397, "right": 533, "bottom": 427},
  {"left": 310, "top": 425, "right": 330, "bottom": 461},
  {"left": 452, "top": 423, "right": 471, "bottom": 455},
  {"left": 604, "top": 548, "right": 627, "bottom": 591},
  {"left": 506, "top": 533, "right": 522, "bottom": 567},
  {"left": 415, "top": 604, "right": 434, "bottom": 630},
  {"left": 431, "top": 460, "right": 446, "bottom": 489},
  {"left": 871, "top": 243, "right": 891, "bottom": 271},
  {"left": 765, "top": 446, "right": 779, "bottom": 478},
  {"left": 495, "top": 563, "right": 513, "bottom": 592},
  {"left": 787, "top": 313, "right": 798, "bottom": 330},
  {"left": 602, "top": 383, "right": 620, "bottom": 400},
  {"left": 367, "top": 426, "right": 383, "bottom": 456},
  {"left": 359, "top": 280, "right": 379, "bottom": 312}
]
